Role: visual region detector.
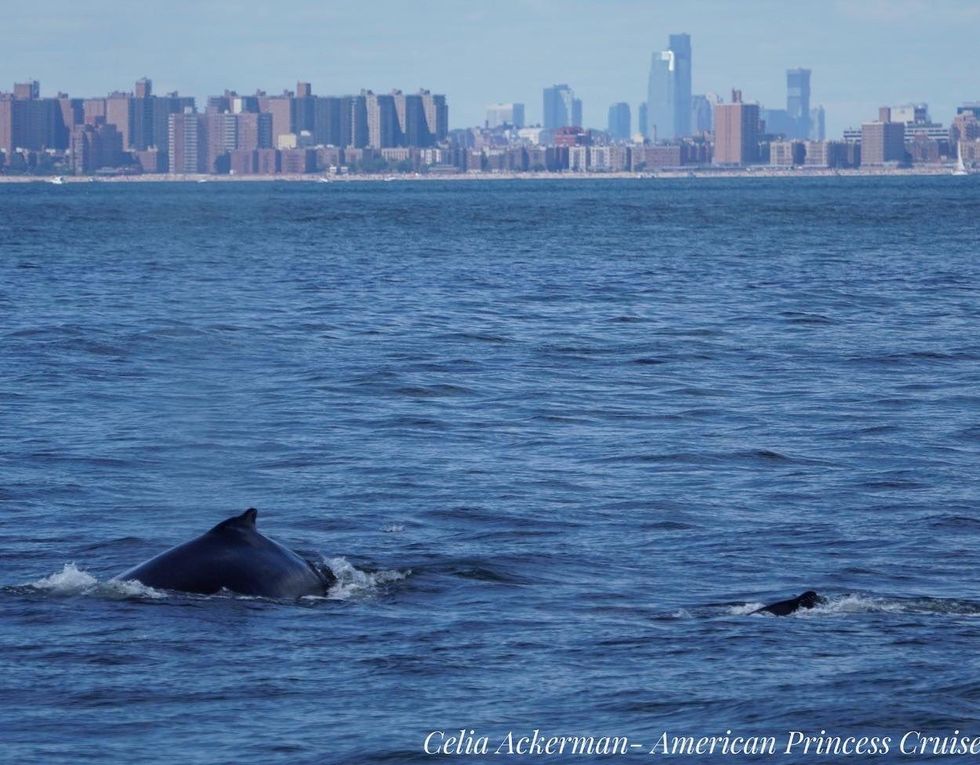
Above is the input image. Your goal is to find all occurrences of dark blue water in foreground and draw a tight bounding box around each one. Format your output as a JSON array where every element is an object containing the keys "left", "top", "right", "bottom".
[{"left": 2, "top": 177, "right": 980, "bottom": 764}]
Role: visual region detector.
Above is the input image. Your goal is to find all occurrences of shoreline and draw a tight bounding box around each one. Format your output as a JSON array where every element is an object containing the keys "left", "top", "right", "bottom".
[{"left": 0, "top": 165, "right": 967, "bottom": 184}]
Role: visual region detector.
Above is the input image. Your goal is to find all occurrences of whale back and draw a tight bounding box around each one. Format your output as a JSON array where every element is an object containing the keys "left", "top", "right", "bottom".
[{"left": 115, "top": 509, "right": 334, "bottom": 598}]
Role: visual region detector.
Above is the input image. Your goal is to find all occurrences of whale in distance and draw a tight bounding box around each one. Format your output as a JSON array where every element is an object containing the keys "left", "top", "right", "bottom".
[
  {"left": 114, "top": 508, "right": 335, "bottom": 598},
  {"left": 752, "top": 590, "right": 823, "bottom": 616}
]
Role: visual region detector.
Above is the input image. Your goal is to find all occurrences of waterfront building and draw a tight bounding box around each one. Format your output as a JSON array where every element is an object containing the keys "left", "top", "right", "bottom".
[
  {"left": 607, "top": 102, "right": 631, "bottom": 141},
  {"left": 566, "top": 145, "right": 589, "bottom": 171},
  {"left": 365, "top": 90, "right": 398, "bottom": 148},
  {"left": 0, "top": 81, "right": 70, "bottom": 153},
  {"left": 647, "top": 33, "right": 691, "bottom": 141},
  {"left": 861, "top": 108, "right": 906, "bottom": 165},
  {"left": 713, "top": 89, "right": 760, "bottom": 166},
  {"left": 168, "top": 110, "right": 208, "bottom": 173},
  {"left": 419, "top": 90, "right": 448, "bottom": 143},
  {"left": 770, "top": 140, "right": 805, "bottom": 166},
  {"left": 70, "top": 119, "right": 123, "bottom": 173},
  {"left": 950, "top": 112, "right": 979, "bottom": 143},
  {"left": 632, "top": 144, "right": 683, "bottom": 170},
  {"left": 258, "top": 92, "right": 294, "bottom": 147}
]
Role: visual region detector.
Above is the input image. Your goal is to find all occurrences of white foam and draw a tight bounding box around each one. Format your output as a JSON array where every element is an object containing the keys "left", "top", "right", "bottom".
[
  {"left": 29, "top": 563, "right": 98, "bottom": 594},
  {"left": 382, "top": 523, "right": 405, "bottom": 533},
  {"left": 28, "top": 564, "right": 167, "bottom": 599},
  {"left": 320, "top": 556, "right": 408, "bottom": 600},
  {"left": 731, "top": 602, "right": 765, "bottom": 616},
  {"left": 813, "top": 593, "right": 903, "bottom": 614},
  {"left": 102, "top": 578, "right": 168, "bottom": 599}
]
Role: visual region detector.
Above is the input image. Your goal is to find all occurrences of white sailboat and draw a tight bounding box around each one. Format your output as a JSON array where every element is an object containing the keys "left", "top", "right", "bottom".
[
  {"left": 953, "top": 142, "right": 969, "bottom": 176},
  {"left": 48, "top": 176, "right": 65, "bottom": 185}
]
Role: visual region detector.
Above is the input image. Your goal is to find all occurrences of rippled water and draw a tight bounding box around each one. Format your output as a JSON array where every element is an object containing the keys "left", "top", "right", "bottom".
[{"left": 2, "top": 177, "right": 979, "bottom": 764}]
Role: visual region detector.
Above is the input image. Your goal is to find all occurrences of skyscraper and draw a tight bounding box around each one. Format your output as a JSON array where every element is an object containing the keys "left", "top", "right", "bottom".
[
  {"left": 607, "top": 102, "right": 631, "bottom": 141},
  {"left": 786, "top": 68, "right": 811, "bottom": 140},
  {"left": 486, "top": 103, "right": 525, "bottom": 129},
  {"left": 669, "top": 34, "right": 691, "bottom": 137},
  {"left": 691, "top": 94, "right": 713, "bottom": 134},
  {"left": 647, "top": 34, "right": 692, "bottom": 141},
  {"left": 543, "top": 84, "right": 575, "bottom": 130}
]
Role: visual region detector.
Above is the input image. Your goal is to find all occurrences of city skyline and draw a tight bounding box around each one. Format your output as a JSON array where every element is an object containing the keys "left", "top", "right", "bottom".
[{"left": 2, "top": 1, "right": 978, "bottom": 137}]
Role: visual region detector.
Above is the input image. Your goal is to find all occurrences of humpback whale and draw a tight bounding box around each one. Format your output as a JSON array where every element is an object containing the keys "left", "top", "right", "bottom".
[
  {"left": 114, "top": 508, "right": 335, "bottom": 598},
  {"left": 752, "top": 590, "right": 823, "bottom": 616}
]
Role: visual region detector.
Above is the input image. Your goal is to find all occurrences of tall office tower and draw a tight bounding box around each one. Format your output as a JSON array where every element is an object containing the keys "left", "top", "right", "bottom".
[
  {"left": 607, "top": 102, "right": 631, "bottom": 141},
  {"left": 669, "top": 33, "right": 691, "bottom": 136},
  {"left": 691, "top": 94, "right": 713, "bottom": 134},
  {"left": 572, "top": 98, "right": 582, "bottom": 128},
  {"left": 418, "top": 90, "right": 448, "bottom": 143},
  {"left": 486, "top": 103, "right": 525, "bottom": 129},
  {"left": 786, "top": 68, "right": 811, "bottom": 140},
  {"left": 713, "top": 89, "right": 760, "bottom": 165},
  {"left": 647, "top": 50, "right": 674, "bottom": 141},
  {"left": 168, "top": 111, "right": 208, "bottom": 173},
  {"left": 543, "top": 84, "right": 575, "bottom": 130},
  {"left": 365, "top": 91, "right": 398, "bottom": 148},
  {"left": 647, "top": 34, "right": 691, "bottom": 141},
  {"left": 638, "top": 102, "right": 648, "bottom": 138},
  {"left": 810, "top": 106, "right": 825, "bottom": 140},
  {"left": 647, "top": 34, "right": 692, "bottom": 141}
]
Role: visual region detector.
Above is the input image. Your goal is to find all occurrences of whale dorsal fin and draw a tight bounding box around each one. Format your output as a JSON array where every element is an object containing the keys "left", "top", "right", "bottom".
[{"left": 209, "top": 508, "right": 259, "bottom": 534}]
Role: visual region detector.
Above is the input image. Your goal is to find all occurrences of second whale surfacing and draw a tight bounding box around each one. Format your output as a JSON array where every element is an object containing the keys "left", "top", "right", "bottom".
[
  {"left": 752, "top": 590, "right": 824, "bottom": 616},
  {"left": 114, "top": 508, "right": 336, "bottom": 598}
]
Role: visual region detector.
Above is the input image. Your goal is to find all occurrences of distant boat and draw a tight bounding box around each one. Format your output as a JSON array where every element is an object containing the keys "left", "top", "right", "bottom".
[
  {"left": 953, "top": 142, "right": 969, "bottom": 176},
  {"left": 317, "top": 177, "right": 331, "bottom": 183},
  {"left": 196, "top": 178, "right": 208, "bottom": 184},
  {"left": 49, "top": 176, "right": 64, "bottom": 185}
]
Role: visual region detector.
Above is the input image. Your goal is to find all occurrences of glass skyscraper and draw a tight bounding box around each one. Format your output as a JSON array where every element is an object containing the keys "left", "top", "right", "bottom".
[
  {"left": 646, "top": 34, "right": 691, "bottom": 141},
  {"left": 607, "top": 102, "right": 631, "bottom": 141},
  {"left": 786, "top": 68, "right": 811, "bottom": 140},
  {"left": 543, "top": 84, "right": 575, "bottom": 130}
]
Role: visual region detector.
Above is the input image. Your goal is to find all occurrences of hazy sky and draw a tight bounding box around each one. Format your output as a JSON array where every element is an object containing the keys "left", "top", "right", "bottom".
[{"left": 4, "top": 0, "right": 978, "bottom": 136}]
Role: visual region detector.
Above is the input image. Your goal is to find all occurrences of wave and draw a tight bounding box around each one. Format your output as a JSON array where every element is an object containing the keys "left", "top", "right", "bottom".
[
  {"left": 311, "top": 557, "right": 408, "bottom": 600},
  {"left": 20, "top": 558, "right": 408, "bottom": 603},
  {"left": 27, "top": 562, "right": 166, "bottom": 599},
  {"left": 732, "top": 593, "right": 980, "bottom": 618}
]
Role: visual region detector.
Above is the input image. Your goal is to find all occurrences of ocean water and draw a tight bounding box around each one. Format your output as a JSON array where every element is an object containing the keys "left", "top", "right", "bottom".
[{"left": 1, "top": 177, "right": 979, "bottom": 764}]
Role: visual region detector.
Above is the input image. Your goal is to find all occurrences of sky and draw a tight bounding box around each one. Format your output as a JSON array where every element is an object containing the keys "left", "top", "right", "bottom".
[{"left": 3, "top": 0, "right": 979, "bottom": 137}]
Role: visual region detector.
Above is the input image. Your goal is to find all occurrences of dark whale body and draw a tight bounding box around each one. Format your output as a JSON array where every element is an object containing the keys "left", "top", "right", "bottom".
[
  {"left": 114, "top": 509, "right": 335, "bottom": 598},
  {"left": 752, "top": 590, "right": 823, "bottom": 616}
]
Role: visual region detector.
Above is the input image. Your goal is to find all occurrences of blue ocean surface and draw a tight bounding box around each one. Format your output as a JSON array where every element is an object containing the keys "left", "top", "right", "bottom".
[{"left": 1, "top": 177, "right": 979, "bottom": 764}]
